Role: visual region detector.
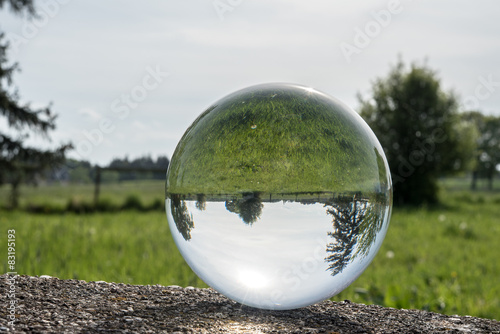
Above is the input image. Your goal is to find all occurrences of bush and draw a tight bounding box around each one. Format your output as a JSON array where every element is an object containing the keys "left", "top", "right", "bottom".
[
  {"left": 121, "top": 194, "right": 144, "bottom": 211},
  {"left": 66, "top": 197, "right": 94, "bottom": 213},
  {"left": 26, "top": 202, "right": 65, "bottom": 214},
  {"left": 147, "top": 198, "right": 164, "bottom": 211},
  {"left": 95, "top": 197, "right": 118, "bottom": 212}
]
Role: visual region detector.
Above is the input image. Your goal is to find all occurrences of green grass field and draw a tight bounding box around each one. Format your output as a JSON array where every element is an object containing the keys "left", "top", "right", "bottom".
[
  {"left": 0, "top": 180, "right": 164, "bottom": 211},
  {"left": 1, "top": 179, "right": 499, "bottom": 320},
  {"left": 168, "top": 84, "right": 387, "bottom": 196}
]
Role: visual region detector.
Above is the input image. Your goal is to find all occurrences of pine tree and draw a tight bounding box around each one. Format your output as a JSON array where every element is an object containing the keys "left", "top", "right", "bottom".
[{"left": 0, "top": 0, "right": 72, "bottom": 207}]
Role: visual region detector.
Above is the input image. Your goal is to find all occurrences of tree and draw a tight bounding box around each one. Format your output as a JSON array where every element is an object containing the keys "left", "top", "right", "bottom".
[
  {"left": 0, "top": 0, "right": 34, "bottom": 14},
  {"left": 0, "top": 0, "right": 71, "bottom": 207},
  {"left": 108, "top": 155, "right": 170, "bottom": 180},
  {"left": 461, "top": 112, "right": 500, "bottom": 190},
  {"left": 225, "top": 193, "right": 263, "bottom": 225},
  {"left": 324, "top": 195, "right": 365, "bottom": 276},
  {"left": 359, "top": 59, "right": 475, "bottom": 205},
  {"left": 170, "top": 194, "right": 195, "bottom": 241}
]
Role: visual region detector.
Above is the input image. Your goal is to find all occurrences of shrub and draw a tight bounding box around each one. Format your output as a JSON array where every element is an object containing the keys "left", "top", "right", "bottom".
[
  {"left": 121, "top": 194, "right": 144, "bottom": 211},
  {"left": 66, "top": 197, "right": 94, "bottom": 213},
  {"left": 95, "top": 197, "right": 118, "bottom": 212},
  {"left": 147, "top": 198, "right": 164, "bottom": 211}
]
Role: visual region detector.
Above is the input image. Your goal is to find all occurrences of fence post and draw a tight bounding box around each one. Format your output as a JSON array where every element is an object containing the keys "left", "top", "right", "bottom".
[{"left": 94, "top": 167, "right": 101, "bottom": 206}]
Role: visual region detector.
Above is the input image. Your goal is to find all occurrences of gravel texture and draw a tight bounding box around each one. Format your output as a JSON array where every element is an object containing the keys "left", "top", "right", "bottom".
[{"left": 1, "top": 274, "right": 499, "bottom": 333}]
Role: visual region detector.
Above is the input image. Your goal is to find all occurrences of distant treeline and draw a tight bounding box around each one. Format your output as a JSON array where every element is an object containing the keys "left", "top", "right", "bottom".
[{"left": 47, "top": 155, "right": 169, "bottom": 184}]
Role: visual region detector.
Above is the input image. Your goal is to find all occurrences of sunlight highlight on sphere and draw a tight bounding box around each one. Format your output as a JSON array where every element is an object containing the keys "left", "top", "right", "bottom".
[
  {"left": 165, "top": 83, "right": 392, "bottom": 310},
  {"left": 238, "top": 269, "right": 268, "bottom": 290}
]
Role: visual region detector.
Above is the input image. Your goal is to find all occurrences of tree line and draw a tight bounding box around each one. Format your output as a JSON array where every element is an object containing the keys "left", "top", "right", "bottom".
[{"left": 48, "top": 155, "right": 170, "bottom": 184}]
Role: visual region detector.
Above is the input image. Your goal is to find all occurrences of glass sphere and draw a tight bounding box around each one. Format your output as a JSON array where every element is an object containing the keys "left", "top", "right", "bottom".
[{"left": 166, "top": 83, "right": 392, "bottom": 310}]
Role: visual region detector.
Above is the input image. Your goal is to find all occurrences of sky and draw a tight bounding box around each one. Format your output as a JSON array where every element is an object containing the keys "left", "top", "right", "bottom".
[{"left": 0, "top": 0, "right": 499, "bottom": 165}]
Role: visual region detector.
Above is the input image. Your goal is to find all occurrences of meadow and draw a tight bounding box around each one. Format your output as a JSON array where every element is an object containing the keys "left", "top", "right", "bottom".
[
  {"left": 167, "top": 84, "right": 385, "bottom": 196},
  {"left": 0, "top": 180, "right": 164, "bottom": 212},
  {"left": 1, "top": 178, "right": 499, "bottom": 320}
]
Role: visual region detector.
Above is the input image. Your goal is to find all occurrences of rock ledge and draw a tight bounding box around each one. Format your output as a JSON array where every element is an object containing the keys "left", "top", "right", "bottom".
[{"left": 1, "top": 274, "right": 499, "bottom": 333}]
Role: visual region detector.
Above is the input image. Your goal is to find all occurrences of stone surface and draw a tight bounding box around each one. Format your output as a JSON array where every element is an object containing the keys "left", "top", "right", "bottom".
[{"left": 1, "top": 274, "right": 499, "bottom": 333}]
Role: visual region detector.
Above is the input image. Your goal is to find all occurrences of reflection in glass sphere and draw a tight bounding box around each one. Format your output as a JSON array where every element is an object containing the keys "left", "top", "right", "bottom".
[{"left": 165, "top": 83, "right": 392, "bottom": 310}]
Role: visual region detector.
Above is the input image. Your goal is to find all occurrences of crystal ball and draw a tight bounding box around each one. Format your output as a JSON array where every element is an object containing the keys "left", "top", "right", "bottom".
[{"left": 165, "top": 83, "right": 392, "bottom": 310}]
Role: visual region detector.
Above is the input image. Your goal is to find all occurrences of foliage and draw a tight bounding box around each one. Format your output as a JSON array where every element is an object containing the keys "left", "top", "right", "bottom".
[
  {"left": 0, "top": 0, "right": 34, "bottom": 14},
  {"left": 0, "top": 1, "right": 71, "bottom": 207},
  {"left": 224, "top": 193, "right": 264, "bottom": 225},
  {"left": 121, "top": 194, "right": 144, "bottom": 211},
  {"left": 107, "top": 155, "right": 169, "bottom": 181},
  {"left": 359, "top": 58, "right": 476, "bottom": 206},
  {"left": 461, "top": 112, "right": 500, "bottom": 190},
  {"left": 43, "top": 156, "right": 170, "bottom": 184}
]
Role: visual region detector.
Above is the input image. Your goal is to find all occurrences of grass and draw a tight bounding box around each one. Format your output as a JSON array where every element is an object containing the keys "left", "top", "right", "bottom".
[
  {"left": 1, "top": 179, "right": 499, "bottom": 320},
  {"left": 168, "top": 83, "right": 388, "bottom": 195},
  {"left": 0, "top": 180, "right": 164, "bottom": 212},
  {"left": 332, "top": 191, "right": 500, "bottom": 319},
  {"left": 0, "top": 211, "right": 204, "bottom": 287},
  {"left": 439, "top": 175, "right": 500, "bottom": 192}
]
